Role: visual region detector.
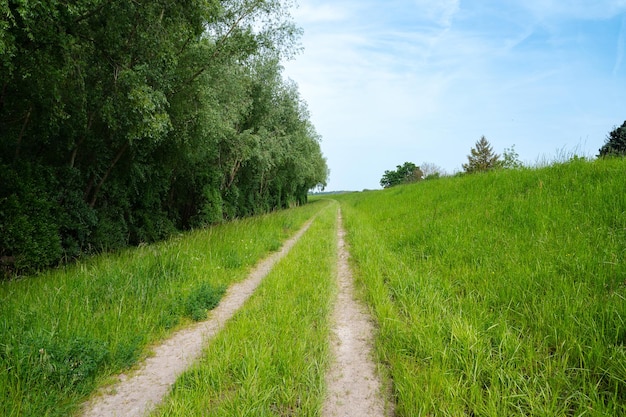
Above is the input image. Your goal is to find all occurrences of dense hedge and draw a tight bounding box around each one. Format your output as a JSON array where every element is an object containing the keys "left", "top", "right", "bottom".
[{"left": 0, "top": 0, "right": 328, "bottom": 275}]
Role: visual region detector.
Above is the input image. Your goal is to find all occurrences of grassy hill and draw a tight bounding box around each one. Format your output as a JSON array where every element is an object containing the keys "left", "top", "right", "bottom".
[{"left": 335, "top": 157, "right": 626, "bottom": 415}]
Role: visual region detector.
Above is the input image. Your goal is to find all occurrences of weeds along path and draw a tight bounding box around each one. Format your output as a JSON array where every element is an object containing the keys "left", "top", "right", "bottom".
[
  {"left": 80, "top": 219, "right": 314, "bottom": 417},
  {"left": 322, "top": 210, "right": 391, "bottom": 417}
]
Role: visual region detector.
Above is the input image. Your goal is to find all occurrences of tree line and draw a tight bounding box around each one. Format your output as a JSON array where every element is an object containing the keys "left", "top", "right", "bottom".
[
  {"left": 380, "top": 121, "right": 626, "bottom": 188},
  {"left": 0, "top": 0, "right": 328, "bottom": 274}
]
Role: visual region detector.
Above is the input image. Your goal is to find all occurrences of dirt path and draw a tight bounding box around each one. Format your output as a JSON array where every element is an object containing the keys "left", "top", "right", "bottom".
[
  {"left": 80, "top": 220, "right": 313, "bottom": 417},
  {"left": 322, "top": 210, "right": 391, "bottom": 417}
]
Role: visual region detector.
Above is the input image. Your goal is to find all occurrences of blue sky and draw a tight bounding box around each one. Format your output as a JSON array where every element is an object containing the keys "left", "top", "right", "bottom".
[{"left": 282, "top": 0, "right": 626, "bottom": 191}]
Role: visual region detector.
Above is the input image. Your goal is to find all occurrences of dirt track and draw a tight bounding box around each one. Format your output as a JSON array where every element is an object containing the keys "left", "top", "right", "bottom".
[
  {"left": 80, "top": 210, "right": 390, "bottom": 417},
  {"left": 80, "top": 220, "right": 312, "bottom": 417},
  {"left": 322, "top": 211, "right": 389, "bottom": 417}
]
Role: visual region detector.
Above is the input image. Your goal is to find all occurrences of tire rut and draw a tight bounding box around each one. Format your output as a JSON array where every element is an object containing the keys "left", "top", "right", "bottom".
[
  {"left": 80, "top": 219, "right": 314, "bottom": 417},
  {"left": 322, "top": 209, "right": 391, "bottom": 417}
]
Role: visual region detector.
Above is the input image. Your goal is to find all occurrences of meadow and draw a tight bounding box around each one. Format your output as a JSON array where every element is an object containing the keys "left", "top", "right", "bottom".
[
  {"left": 0, "top": 201, "right": 324, "bottom": 417},
  {"left": 335, "top": 157, "right": 626, "bottom": 416}
]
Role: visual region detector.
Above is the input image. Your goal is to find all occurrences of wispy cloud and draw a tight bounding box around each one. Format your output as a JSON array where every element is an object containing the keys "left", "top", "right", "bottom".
[
  {"left": 413, "top": 0, "right": 460, "bottom": 27},
  {"left": 285, "top": 0, "right": 626, "bottom": 190}
]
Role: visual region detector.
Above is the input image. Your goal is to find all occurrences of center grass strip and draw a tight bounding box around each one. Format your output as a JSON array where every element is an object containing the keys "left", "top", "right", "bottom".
[{"left": 150, "top": 201, "right": 338, "bottom": 417}]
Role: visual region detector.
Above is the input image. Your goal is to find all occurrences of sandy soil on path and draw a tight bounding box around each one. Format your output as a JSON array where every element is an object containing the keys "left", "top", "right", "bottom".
[
  {"left": 80, "top": 220, "right": 313, "bottom": 417},
  {"left": 322, "top": 210, "right": 392, "bottom": 417}
]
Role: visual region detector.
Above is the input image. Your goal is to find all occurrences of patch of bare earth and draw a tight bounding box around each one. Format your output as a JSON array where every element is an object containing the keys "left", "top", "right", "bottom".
[
  {"left": 322, "top": 210, "right": 392, "bottom": 417},
  {"left": 80, "top": 220, "right": 313, "bottom": 417}
]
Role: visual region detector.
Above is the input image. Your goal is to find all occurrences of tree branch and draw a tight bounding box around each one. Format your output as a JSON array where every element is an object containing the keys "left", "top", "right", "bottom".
[
  {"left": 88, "top": 141, "right": 129, "bottom": 208},
  {"left": 14, "top": 106, "right": 32, "bottom": 162},
  {"left": 176, "top": 5, "right": 256, "bottom": 91}
]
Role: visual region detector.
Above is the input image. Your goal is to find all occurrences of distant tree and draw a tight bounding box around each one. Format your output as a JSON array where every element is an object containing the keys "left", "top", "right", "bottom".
[
  {"left": 502, "top": 145, "right": 523, "bottom": 169},
  {"left": 380, "top": 162, "right": 423, "bottom": 188},
  {"left": 421, "top": 162, "right": 446, "bottom": 180},
  {"left": 598, "top": 121, "right": 626, "bottom": 157},
  {"left": 463, "top": 136, "right": 501, "bottom": 173}
]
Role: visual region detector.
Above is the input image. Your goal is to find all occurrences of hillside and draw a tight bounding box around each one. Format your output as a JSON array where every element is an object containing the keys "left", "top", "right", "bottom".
[{"left": 335, "top": 157, "right": 626, "bottom": 415}]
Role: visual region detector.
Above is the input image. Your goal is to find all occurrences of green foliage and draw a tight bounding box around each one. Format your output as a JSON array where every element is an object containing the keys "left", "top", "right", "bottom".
[
  {"left": 380, "top": 162, "right": 423, "bottom": 188},
  {"left": 501, "top": 144, "right": 523, "bottom": 169},
  {"left": 0, "top": 0, "right": 328, "bottom": 274},
  {"left": 336, "top": 157, "right": 626, "bottom": 415},
  {"left": 463, "top": 136, "right": 501, "bottom": 173},
  {"left": 33, "top": 336, "right": 109, "bottom": 393},
  {"left": 598, "top": 120, "right": 626, "bottom": 157},
  {"left": 0, "top": 163, "right": 63, "bottom": 272},
  {"left": 185, "top": 282, "right": 226, "bottom": 321}
]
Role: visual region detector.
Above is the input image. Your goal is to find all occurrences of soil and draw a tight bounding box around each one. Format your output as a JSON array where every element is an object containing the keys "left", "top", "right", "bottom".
[
  {"left": 322, "top": 211, "right": 390, "bottom": 417},
  {"left": 80, "top": 220, "right": 312, "bottom": 417}
]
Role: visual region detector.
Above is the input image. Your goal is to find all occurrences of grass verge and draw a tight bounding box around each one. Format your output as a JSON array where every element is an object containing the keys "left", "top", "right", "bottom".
[
  {"left": 0, "top": 202, "right": 324, "bottom": 417},
  {"left": 336, "top": 158, "right": 626, "bottom": 416},
  {"left": 150, "top": 199, "right": 338, "bottom": 416}
]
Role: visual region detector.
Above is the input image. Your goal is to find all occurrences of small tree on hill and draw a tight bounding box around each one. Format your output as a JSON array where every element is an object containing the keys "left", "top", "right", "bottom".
[
  {"left": 502, "top": 145, "right": 523, "bottom": 169},
  {"left": 463, "top": 136, "right": 501, "bottom": 173},
  {"left": 598, "top": 121, "right": 626, "bottom": 157},
  {"left": 421, "top": 162, "right": 446, "bottom": 180},
  {"left": 380, "top": 162, "right": 423, "bottom": 188}
]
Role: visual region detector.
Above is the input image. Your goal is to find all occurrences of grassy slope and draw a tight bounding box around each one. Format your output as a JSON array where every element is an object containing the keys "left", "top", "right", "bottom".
[
  {"left": 151, "top": 199, "right": 338, "bottom": 416},
  {"left": 0, "top": 202, "right": 324, "bottom": 417},
  {"left": 336, "top": 158, "right": 626, "bottom": 416}
]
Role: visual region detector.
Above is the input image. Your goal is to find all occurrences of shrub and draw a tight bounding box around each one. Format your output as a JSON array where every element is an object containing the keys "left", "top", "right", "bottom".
[{"left": 184, "top": 282, "right": 226, "bottom": 321}]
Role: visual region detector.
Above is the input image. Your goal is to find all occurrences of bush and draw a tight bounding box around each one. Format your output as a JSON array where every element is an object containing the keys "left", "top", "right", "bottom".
[
  {"left": 184, "top": 282, "right": 226, "bottom": 321},
  {"left": 0, "top": 163, "right": 63, "bottom": 275},
  {"left": 598, "top": 121, "right": 626, "bottom": 157}
]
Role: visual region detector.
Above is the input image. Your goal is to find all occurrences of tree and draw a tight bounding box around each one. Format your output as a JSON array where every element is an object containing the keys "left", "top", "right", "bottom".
[
  {"left": 0, "top": 0, "right": 328, "bottom": 274},
  {"left": 380, "top": 162, "right": 423, "bottom": 188},
  {"left": 421, "top": 162, "right": 446, "bottom": 180},
  {"left": 462, "top": 136, "right": 501, "bottom": 173},
  {"left": 502, "top": 145, "right": 523, "bottom": 169},
  {"left": 598, "top": 121, "right": 626, "bottom": 157}
]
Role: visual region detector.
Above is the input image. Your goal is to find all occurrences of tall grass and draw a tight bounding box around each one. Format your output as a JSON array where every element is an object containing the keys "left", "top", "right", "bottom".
[
  {"left": 0, "top": 202, "right": 323, "bottom": 417},
  {"left": 336, "top": 158, "right": 626, "bottom": 416},
  {"left": 151, "top": 200, "right": 338, "bottom": 416}
]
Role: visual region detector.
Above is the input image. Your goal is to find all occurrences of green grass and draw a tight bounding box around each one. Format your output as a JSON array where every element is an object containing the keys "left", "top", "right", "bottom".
[
  {"left": 336, "top": 158, "right": 626, "bottom": 416},
  {"left": 151, "top": 199, "right": 338, "bottom": 416},
  {"left": 0, "top": 202, "right": 324, "bottom": 417},
  {"left": 4, "top": 158, "right": 626, "bottom": 417}
]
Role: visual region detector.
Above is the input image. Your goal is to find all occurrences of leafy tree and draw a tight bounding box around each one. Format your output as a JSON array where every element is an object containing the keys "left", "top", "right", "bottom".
[
  {"left": 598, "top": 121, "right": 626, "bottom": 157},
  {"left": 462, "top": 136, "right": 501, "bottom": 173},
  {"left": 0, "top": 0, "right": 328, "bottom": 275},
  {"left": 502, "top": 145, "right": 523, "bottom": 169},
  {"left": 380, "top": 162, "right": 423, "bottom": 188}
]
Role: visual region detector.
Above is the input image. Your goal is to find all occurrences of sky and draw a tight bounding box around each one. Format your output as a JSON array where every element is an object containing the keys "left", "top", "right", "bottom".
[{"left": 282, "top": 0, "right": 626, "bottom": 191}]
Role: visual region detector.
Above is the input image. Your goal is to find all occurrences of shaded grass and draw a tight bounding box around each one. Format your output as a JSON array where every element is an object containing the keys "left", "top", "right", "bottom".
[
  {"left": 336, "top": 158, "right": 626, "bottom": 416},
  {"left": 0, "top": 202, "right": 324, "bottom": 417},
  {"left": 151, "top": 200, "right": 338, "bottom": 416}
]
